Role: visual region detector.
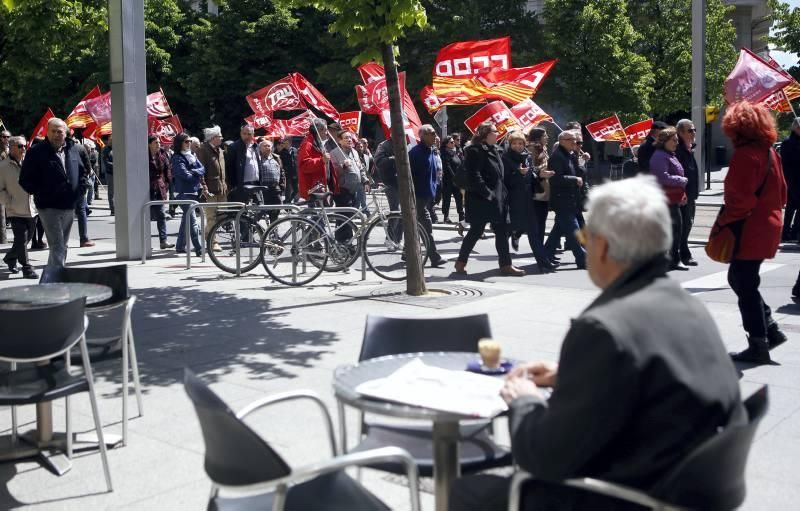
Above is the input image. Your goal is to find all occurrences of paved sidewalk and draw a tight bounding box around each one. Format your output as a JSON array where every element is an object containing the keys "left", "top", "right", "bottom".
[{"left": 0, "top": 194, "right": 799, "bottom": 510}]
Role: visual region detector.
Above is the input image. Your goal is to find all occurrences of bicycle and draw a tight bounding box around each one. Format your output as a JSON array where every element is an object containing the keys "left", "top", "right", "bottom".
[
  {"left": 206, "top": 185, "right": 274, "bottom": 274},
  {"left": 260, "top": 185, "right": 430, "bottom": 286}
]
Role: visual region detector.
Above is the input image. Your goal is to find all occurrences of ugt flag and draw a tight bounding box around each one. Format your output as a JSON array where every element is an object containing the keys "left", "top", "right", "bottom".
[
  {"left": 724, "top": 48, "right": 792, "bottom": 105},
  {"left": 247, "top": 77, "right": 308, "bottom": 115},
  {"left": 147, "top": 90, "right": 174, "bottom": 119},
  {"left": 291, "top": 73, "right": 340, "bottom": 121},
  {"left": 149, "top": 115, "right": 183, "bottom": 146}
]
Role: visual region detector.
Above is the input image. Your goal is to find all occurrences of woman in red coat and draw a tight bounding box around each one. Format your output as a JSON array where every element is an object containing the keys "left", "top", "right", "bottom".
[{"left": 721, "top": 101, "right": 788, "bottom": 364}]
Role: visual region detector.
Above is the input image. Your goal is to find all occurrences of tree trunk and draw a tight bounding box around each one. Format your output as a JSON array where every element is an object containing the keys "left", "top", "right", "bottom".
[{"left": 381, "top": 43, "right": 426, "bottom": 296}]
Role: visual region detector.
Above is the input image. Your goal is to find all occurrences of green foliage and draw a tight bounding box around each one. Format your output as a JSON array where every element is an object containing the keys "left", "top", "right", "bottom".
[
  {"left": 541, "top": 0, "right": 654, "bottom": 124},
  {"left": 629, "top": 0, "right": 736, "bottom": 115},
  {"left": 770, "top": 0, "right": 800, "bottom": 63}
]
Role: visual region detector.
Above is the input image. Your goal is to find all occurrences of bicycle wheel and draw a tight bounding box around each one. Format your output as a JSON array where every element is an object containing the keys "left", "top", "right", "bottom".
[
  {"left": 363, "top": 213, "right": 430, "bottom": 281},
  {"left": 207, "top": 215, "right": 265, "bottom": 274},
  {"left": 302, "top": 211, "right": 361, "bottom": 272},
  {"left": 261, "top": 216, "right": 328, "bottom": 286}
]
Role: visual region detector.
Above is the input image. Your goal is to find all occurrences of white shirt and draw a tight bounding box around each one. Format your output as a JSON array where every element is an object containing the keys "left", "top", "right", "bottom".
[{"left": 243, "top": 144, "right": 259, "bottom": 182}]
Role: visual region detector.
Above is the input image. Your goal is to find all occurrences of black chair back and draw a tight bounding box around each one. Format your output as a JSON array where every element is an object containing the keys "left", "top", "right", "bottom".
[
  {"left": 57, "top": 265, "right": 129, "bottom": 306},
  {"left": 183, "top": 369, "right": 291, "bottom": 487},
  {"left": 651, "top": 386, "right": 769, "bottom": 510},
  {"left": 359, "top": 314, "right": 492, "bottom": 361},
  {"left": 0, "top": 299, "right": 86, "bottom": 360}
]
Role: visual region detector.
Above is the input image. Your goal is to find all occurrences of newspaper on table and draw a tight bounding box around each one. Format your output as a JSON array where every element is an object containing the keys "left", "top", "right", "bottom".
[{"left": 355, "top": 358, "right": 508, "bottom": 418}]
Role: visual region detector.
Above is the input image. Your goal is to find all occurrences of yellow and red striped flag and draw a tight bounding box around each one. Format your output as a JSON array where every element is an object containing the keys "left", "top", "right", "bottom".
[{"left": 66, "top": 86, "right": 102, "bottom": 129}]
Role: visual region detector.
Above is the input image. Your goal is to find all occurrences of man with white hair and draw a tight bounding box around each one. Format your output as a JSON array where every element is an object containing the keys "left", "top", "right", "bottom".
[
  {"left": 544, "top": 129, "right": 586, "bottom": 269},
  {"left": 408, "top": 124, "right": 445, "bottom": 266},
  {"left": 0, "top": 136, "right": 38, "bottom": 278},
  {"left": 675, "top": 119, "right": 699, "bottom": 265},
  {"left": 20, "top": 118, "right": 88, "bottom": 281},
  {"left": 450, "top": 177, "right": 744, "bottom": 510},
  {"left": 196, "top": 125, "right": 227, "bottom": 250}
]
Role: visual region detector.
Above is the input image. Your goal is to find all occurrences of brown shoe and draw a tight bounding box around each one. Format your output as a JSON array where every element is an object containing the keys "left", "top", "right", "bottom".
[
  {"left": 500, "top": 265, "right": 526, "bottom": 276},
  {"left": 454, "top": 260, "right": 467, "bottom": 274},
  {"left": 80, "top": 240, "right": 96, "bottom": 248}
]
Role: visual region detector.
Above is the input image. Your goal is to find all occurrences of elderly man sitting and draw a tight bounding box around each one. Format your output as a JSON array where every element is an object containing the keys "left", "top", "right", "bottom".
[{"left": 449, "top": 176, "right": 744, "bottom": 510}]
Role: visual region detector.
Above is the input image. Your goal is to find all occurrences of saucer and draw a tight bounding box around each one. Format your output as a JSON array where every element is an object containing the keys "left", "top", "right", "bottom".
[{"left": 466, "top": 360, "right": 513, "bottom": 375}]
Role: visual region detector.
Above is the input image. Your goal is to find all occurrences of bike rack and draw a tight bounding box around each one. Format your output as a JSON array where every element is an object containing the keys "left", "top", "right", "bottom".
[
  {"left": 140, "top": 199, "right": 199, "bottom": 268},
  {"left": 184, "top": 202, "right": 246, "bottom": 268},
  {"left": 234, "top": 204, "right": 302, "bottom": 277},
  {"left": 300, "top": 206, "right": 368, "bottom": 281}
]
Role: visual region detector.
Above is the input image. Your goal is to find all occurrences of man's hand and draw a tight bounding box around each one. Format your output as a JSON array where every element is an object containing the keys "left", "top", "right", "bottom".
[
  {"left": 508, "top": 360, "right": 558, "bottom": 387},
  {"left": 364, "top": 183, "right": 371, "bottom": 193},
  {"left": 343, "top": 159, "right": 352, "bottom": 168},
  {"left": 540, "top": 169, "right": 555, "bottom": 178},
  {"left": 519, "top": 164, "right": 529, "bottom": 175},
  {"left": 501, "top": 376, "right": 542, "bottom": 404},
  {"left": 322, "top": 152, "right": 331, "bottom": 163},
  {"left": 576, "top": 177, "right": 584, "bottom": 188}
]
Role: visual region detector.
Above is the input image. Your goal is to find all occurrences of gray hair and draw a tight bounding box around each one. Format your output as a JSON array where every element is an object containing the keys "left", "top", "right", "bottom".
[
  {"left": 203, "top": 125, "right": 222, "bottom": 141},
  {"left": 188, "top": 136, "right": 200, "bottom": 145},
  {"left": 47, "top": 118, "right": 67, "bottom": 129},
  {"left": 9, "top": 135, "right": 25, "bottom": 147},
  {"left": 1, "top": 130, "right": 11, "bottom": 138},
  {"left": 558, "top": 130, "right": 576, "bottom": 142},
  {"left": 312, "top": 118, "right": 327, "bottom": 131},
  {"left": 419, "top": 124, "right": 436, "bottom": 136},
  {"left": 585, "top": 176, "right": 672, "bottom": 265},
  {"left": 676, "top": 119, "right": 693, "bottom": 132},
  {"left": 258, "top": 139, "right": 273, "bottom": 148}
]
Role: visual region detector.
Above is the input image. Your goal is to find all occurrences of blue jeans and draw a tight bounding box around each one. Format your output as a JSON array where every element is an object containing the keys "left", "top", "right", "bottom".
[
  {"left": 544, "top": 207, "right": 585, "bottom": 266},
  {"left": 38, "top": 208, "right": 73, "bottom": 282},
  {"left": 175, "top": 193, "right": 202, "bottom": 254},
  {"left": 75, "top": 192, "right": 89, "bottom": 242}
]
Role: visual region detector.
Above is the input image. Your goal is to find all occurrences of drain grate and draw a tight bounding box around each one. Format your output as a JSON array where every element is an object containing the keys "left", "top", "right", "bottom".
[{"left": 338, "top": 283, "right": 509, "bottom": 309}]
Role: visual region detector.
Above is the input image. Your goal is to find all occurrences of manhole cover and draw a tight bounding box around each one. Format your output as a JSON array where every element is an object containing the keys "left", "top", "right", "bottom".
[{"left": 338, "top": 283, "right": 508, "bottom": 309}]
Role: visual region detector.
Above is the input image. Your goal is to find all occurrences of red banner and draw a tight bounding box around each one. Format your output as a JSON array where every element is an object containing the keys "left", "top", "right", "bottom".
[
  {"left": 339, "top": 111, "right": 361, "bottom": 135},
  {"left": 149, "top": 115, "right": 183, "bottom": 146},
  {"left": 724, "top": 48, "right": 792, "bottom": 105},
  {"left": 464, "top": 101, "right": 522, "bottom": 140},
  {"left": 29, "top": 108, "right": 55, "bottom": 146},
  {"left": 66, "top": 86, "right": 102, "bottom": 129},
  {"left": 84, "top": 91, "right": 113, "bottom": 127},
  {"left": 358, "top": 62, "right": 387, "bottom": 84},
  {"left": 355, "top": 64, "right": 421, "bottom": 139},
  {"left": 763, "top": 89, "right": 793, "bottom": 113},
  {"left": 623, "top": 119, "right": 653, "bottom": 146},
  {"left": 478, "top": 60, "right": 556, "bottom": 103},
  {"left": 586, "top": 115, "right": 627, "bottom": 145},
  {"left": 268, "top": 110, "right": 317, "bottom": 139},
  {"left": 244, "top": 112, "right": 274, "bottom": 130},
  {"left": 510, "top": 99, "right": 553, "bottom": 131},
  {"left": 147, "top": 90, "right": 173, "bottom": 119},
  {"left": 291, "top": 73, "right": 340, "bottom": 121},
  {"left": 434, "top": 37, "right": 511, "bottom": 78},
  {"left": 247, "top": 77, "right": 308, "bottom": 115}
]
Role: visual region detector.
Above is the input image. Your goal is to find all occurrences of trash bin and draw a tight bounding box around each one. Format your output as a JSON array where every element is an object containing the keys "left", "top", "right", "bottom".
[{"left": 715, "top": 146, "right": 727, "bottom": 166}]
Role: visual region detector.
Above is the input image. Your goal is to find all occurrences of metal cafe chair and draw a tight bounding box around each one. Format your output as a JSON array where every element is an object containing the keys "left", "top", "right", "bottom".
[
  {"left": 0, "top": 298, "right": 112, "bottom": 491},
  {"left": 183, "top": 369, "right": 420, "bottom": 511},
  {"left": 508, "top": 386, "right": 769, "bottom": 511},
  {"left": 339, "top": 314, "right": 513, "bottom": 477}
]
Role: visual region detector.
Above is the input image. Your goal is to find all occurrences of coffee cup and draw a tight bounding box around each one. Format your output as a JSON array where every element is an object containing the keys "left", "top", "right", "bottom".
[{"left": 478, "top": 338, "right": 501, "bottom": 369}]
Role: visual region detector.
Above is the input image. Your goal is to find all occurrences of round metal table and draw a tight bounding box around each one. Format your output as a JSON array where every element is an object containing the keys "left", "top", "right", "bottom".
[
  {"left": 334, "top": 351, "right": 509, "bottom": 511},
  {"left": 0, "top": 282, "right": 112, "bottom": 307}
]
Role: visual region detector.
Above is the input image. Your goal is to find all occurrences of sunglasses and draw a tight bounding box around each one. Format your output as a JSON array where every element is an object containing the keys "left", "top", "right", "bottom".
[{"left": 575, "top": 141, "right": 583, "bottom": 145}]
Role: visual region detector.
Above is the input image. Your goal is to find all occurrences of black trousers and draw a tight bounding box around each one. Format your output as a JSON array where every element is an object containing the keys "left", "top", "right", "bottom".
[
  {"left": 262, "top": 188, "right": 283, "bottom": 222},
  {"left": 441, "top": 180, "right": 464, "bottom": 221},
  {"left": 3, "top": 217, "right": 36, "bottom": 269},
  {"left": 668, "top": 204, "right": 683, "bottom": 264},
  {"left": 680, "top": 199, "right": 696, "bottom": 261},
  {"left": 458, "top": 220, "right": 511, "bottom": 267},
  {"left": 532, "top": 200, "right": 549, "bottom": 245},
  {"left": 384, "top": 184, "right": 402, "bottom": 243},
  {"left": 728, "top": 259, "right": 773, "bottom": 339}
]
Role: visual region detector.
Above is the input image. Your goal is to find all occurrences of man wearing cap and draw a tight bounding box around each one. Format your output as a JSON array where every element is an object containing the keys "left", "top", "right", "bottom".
[
  {"left": 197, "top": 125, "right": 227, "bottom": 250},
  {"left": 0, "top": 136, "right": 38, "bottom": 278},
  {"left": 637, "top": 121, "right": 668, "bottom": 174}
]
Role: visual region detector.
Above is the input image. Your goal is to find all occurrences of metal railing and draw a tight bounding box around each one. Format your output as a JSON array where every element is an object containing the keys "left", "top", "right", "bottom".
[
  {"left": 185, "top": 202, "right": 246, "bottom": 268},
  {"left": 233, "top": 204, "right": 302, "bottom": 277},
  {"left": 140, "top": 200, "right": 198, "bottom": 268}
]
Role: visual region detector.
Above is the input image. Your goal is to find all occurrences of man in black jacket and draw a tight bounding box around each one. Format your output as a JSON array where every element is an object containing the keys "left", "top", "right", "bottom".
[
  {"left": 637, "top": 120, "right": 668, "bottom": 174},
  {"left": 781, "top": 119, "right": 800, "bottom": 242},
  {"left": 544, "top": 130, "right": 586, "bottom": 268},
  {"left": 226, "top": 125, "right": 262, "bottom": 204},
  {"left": 450, "top": 176, "right": 744, "bottom": 510},
  {"left": 19, "top": 118, "right": 88, "bottom": 282},
  {"left": 277, "top": 138, "right": 298, "bottom": 203},
  {"left": 675, "top": 119, "right": 699, "bottom": 265}
]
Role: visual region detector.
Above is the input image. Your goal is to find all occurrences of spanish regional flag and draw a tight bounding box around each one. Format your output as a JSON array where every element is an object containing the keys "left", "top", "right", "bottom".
[
  {"left": 431, "top": 60, "right": 556, "bottom": 106},
  {"left": 66, "top": 86, "right": 102, "bottom": 129}
]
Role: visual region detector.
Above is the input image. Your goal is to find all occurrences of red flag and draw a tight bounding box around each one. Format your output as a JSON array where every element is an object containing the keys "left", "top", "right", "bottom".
[
  {"left": 586, "top": 115, "right": 628, "bottom": 145},
  {"left": 420, "top": 85, "right": 444, "bottom": 113},
  {"left": 623, "top": 119, "right": 653, "bottom": 146},
  {"left": 464, "top": 101, "right": 523, "bottom": 140},
  {"left": 244, "top": 112, "right": 274, "bottom": 130},
  {"left": 724, "top": 48, "right": 792, "bottom": 105},
  {"left": 269, "top": 110, "right": 317, "bottom": 138},
  {"left": 66, "top": 86, "right": 102, "bottom": 129},
  {"left": 339, "top": 111, "right": 362, "bottom": 136},
  {"left": 149, "top": 115, "right": 183, "bottom": 146},
  {"left": 510, "top": 99, "right": 553, "bottom": 132},
  {"left": 356, "top": 85, "right": 380, "bottom": 114},
  {"left": 246, "top": 77, "right": 308, "bottom": 115},
  {"left": 84, "top": 91, "right": 113, "bottom": 127},
  {"left": 434, "top": 37, "right": 511, "bottom": 78},
  {"left": 477, "top": 61, "right": 556, "bottom": 103},
  {"left": 147, "top": 90, "right": 173, "bottom": 119},
  {"left": 762, "top": 89, "right": 793, "bottom": 113},
  {"left": 291, "top": 73, "right": 340, "bottom": 121},
  {"left": 29, "top": 108, "right": 55, "bottom": 147},
  {"left": 358, "top": 62, "right": 387, "bottom": 84}
]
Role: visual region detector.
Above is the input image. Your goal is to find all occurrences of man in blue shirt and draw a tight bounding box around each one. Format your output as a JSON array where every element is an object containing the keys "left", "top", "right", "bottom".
[{"left": 408, "top": 124, "right": 445, "bottom": 266}]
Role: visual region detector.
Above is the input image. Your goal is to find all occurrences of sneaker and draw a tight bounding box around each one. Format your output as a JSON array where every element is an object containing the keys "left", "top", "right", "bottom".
[
  {"left": 80, "top": 240, "right": 96, "bottom": 248},
  {"left": 212, "top": 242, "right": 222, "bottom": 252},
  {"left": 730, "top": 338, "right": 772, "bottom": 364},
  {"left": 160, "top": 241, "right": 176, "bottom": 249}
]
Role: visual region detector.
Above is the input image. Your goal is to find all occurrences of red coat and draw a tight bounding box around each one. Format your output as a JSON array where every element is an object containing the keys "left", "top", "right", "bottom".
[
  {"left": 719, "top": 143, "right": 787, "bottom": 261},
  {"left": 297, "top": 134, "right": 338, "bottom": 198}
]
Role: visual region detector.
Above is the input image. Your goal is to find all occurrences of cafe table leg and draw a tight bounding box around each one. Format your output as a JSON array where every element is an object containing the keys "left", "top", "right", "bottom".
[{"left": 432, "top": 420, "right": 460, "bottom": 511}]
